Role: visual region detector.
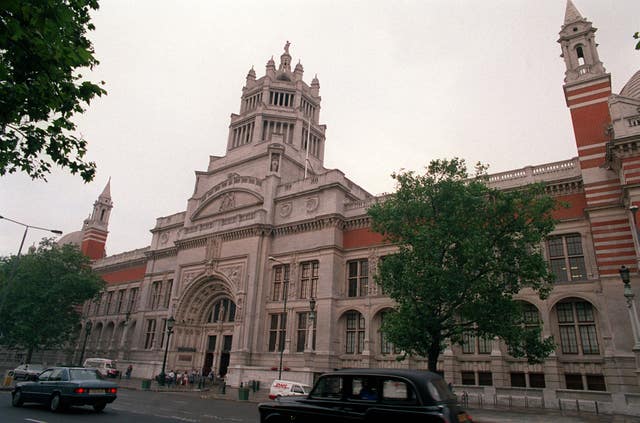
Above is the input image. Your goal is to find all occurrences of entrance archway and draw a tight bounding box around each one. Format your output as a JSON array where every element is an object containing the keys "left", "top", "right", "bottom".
[{"left": 174, "top": 275, "right": 237, "bottom": 378}]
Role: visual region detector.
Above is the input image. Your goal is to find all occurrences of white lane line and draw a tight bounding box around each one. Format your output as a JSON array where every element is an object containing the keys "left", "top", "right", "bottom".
[{"left": 25, "top": 419, "right": 48, "bottom": 423}]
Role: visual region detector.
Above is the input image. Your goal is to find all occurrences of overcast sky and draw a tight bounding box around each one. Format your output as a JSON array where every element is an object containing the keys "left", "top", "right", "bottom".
[{"left": 1, "top": 0, "right": 639, "bottom": 257}]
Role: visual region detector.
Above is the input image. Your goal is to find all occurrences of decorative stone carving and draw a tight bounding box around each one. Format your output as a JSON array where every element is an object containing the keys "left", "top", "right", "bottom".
[
  {"left": 219, "top": 192, "right": 236, "bottom": 211},
  {"left": 160, "top": 232, "right": 170, "bottom": 245},
  {"left": 222, "top": 266, "right": 241, "bottom": 289},
  {"left": 279, "top": 202, "right": 292, "bottom": 217},
  {"left": 306, "top": 196, "right": 319, "bottom": 213}
]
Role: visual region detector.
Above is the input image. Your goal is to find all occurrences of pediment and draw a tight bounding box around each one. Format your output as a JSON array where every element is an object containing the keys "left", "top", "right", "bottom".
[{"left": 191, "top": 188, "right": 263, "bottom": 221}]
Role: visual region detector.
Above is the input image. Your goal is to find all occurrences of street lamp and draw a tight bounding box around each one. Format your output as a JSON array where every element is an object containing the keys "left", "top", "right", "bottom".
[
  {"left": 619, "top": 266, "right": 640, "bottom": 350},
  {"left": 159, "top": 316, "right": 175, "bottom": 386},
  {"left": 0, "top": 215, "right": 63, "bottom": 258},
  {"left": 308, "top": 296, "right": 316, "bottom": 351},
  {"left": 78, "top": 320, "right": 93, "bottom": 366},
  {"left": 268, "top": 256, "right": 288, "bottom": 379}
]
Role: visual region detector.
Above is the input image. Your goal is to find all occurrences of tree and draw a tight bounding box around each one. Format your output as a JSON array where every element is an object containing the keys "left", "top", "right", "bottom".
[
  {"left": 0, "top": 0, "right": 106, "bottom": 182},
  {"left": 0, "top": 239, "right": 104, "bottom": 363},
  {"left": 368, "top": 158, "right": 557, "bottom": 372}
]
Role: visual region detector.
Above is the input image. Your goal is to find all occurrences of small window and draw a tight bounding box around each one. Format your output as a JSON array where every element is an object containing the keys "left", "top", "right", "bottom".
[
  {"left": 478, "top": 372, "right": 493, "bottom": 386},
  {"left": 351, "top": 377, "right": 378, "bottom": 401},
  {"left": 38, "top": 369, "right": 53, "bottom": 381},
  {"left": 565, "top": 373, "right": 583, "bottom": 390},
  {"left": 310, "top": 376, "right": 343, "bottom": 399},
  {"left": 461, "top": 371, "right": 475, "bottom": 385},
  {"left": 381, "top": 378, "right": 417, "bottom": 404},
  {"left": 586, "top": 374, "right": 606, "bottom": 391},
  {"left": 510, "top": 372, "right": 526, "bottom": 387},
  {"left": 529, "top": 373, "right": 546, "bottom": 388},
  {"left": 292, "top": 385, "right": 304, "bottom": 394}
]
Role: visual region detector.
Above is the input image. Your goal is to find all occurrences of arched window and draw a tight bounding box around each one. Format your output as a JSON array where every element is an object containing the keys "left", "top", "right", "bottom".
[
  {"left": 379, "top": 311, "right": 399, "bottom": 355},
  {"left": 345, "top": 310, "right": 365, "bottom": 354},
  {"left": 555, "top": 300, "right": 599, "bottom": 355},
  {"left": 576, "top": 45, "right": 585, "bottom": 66},
  {"left": 207, "top": 298, "right": 236, "bottom": 323}
]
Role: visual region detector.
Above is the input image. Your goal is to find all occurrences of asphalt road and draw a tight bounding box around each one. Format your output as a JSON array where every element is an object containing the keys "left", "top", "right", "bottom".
[{"left": 1, "top": 389, "right": 260, "bottom": 423}]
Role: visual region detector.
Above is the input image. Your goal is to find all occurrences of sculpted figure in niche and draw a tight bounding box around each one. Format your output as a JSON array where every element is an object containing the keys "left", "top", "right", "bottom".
[
  {"left": 219, "top": 192, "right": 235, "bottom": 211},
  {"left": 270, "top": 153, "right": 280, "bottom": 172}
]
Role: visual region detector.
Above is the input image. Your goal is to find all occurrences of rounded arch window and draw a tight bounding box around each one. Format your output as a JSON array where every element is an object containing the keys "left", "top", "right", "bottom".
[
  {"left": 207, "top": 298, "right": 236, "bottom": 323},
  {"left": 554, "top": 299, "right": 599, "bottom": 355}
]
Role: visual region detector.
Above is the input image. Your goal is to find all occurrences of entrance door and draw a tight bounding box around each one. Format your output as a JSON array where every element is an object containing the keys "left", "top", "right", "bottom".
[
  {"left": 219, "top": 335, "right": 232, "bottom": 377},
  {"left": 203, "top": 335, "right": 216, "bottom": 377}
]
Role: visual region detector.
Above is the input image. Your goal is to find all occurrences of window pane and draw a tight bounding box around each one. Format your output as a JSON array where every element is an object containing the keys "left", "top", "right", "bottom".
[
  {"left": 551, "top": 259, "right": 568, "bottom": 282},
  {"left": 569, "top": 257, "right": 587, "bottom": 281},
  {"left": 510, "top": 372, "right": 526, "bottom": 387},
  {"left": 478, "top": 337, "right": 491, "bottom": 354},
  {"left": 529, "top": 373, "right": 546, "bottom": 388},
  {"left": 478, "top": 372, "right": 493, "bottom": 386},
  {"left": 579, "top": 325, "right": 599, "bottom": 354},
  {"left": 575, "top": 302, "right": 594, "bottom": 322},
  {"left": 462, "top": 332, "right": 475, "bottom": 354},
  {"left": 565, "top": 373, "right": 583, "bottom": 390},
  {"left": 565, "top": 234, "right": 583, "bottom": 256},
  {"left": 461, "top": 371, "right": 475, "bottom": 385},
  {"left": 557, "top": 303, "right": 574, "bottom": 323},
  {"left": 560, "top": 326, "right": 579, "bottom": 354},
  {"left": 548, "top": 237, "right": 564, "bottom": 257},
  {"left": 586, "top": 374, "right": 606, "bottom": 391}
]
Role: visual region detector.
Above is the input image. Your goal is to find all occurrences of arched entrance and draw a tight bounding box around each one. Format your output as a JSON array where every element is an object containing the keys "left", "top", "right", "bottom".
[{"left": 174, "top": 275, "right": 238, "bottom": 378}]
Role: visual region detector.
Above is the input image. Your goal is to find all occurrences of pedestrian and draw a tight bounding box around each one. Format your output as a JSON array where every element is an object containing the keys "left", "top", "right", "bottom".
[
  {"left": 208, "top": 369, "right": 215, "bottom": 384},
  {"left": 125, "top": 364, "right": 133, "bottom": 379},
  {"left": 168, "top": 370, "right": 175, "bottom": 387}
]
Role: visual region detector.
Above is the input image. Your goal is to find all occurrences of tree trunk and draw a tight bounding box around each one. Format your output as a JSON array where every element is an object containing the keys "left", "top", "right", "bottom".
[
  {"left": 427, "top": 340, "right": 441, "bottom": 372},
  {"left": 26, "top": 347, "right": 33, "bottom": 364}
]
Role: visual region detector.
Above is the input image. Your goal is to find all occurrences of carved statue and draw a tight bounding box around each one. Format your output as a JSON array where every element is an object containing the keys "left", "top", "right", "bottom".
[{"left": 284, "top": 41, "right": 290, "bottom": 54}]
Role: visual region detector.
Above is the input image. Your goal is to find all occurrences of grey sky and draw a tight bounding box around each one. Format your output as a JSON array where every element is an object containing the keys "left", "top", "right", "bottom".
[{"left": 1, "top": 0, "right": 639, "bottom": 256}]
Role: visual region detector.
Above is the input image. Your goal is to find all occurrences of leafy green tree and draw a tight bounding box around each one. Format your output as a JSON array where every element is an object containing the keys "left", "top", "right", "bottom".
[
  {"left": 368, "top": 158, "right": 557, "bottom": 371},
  {"left": 0, "top": 239, "right": 104, "bottom": 363},
  {"left": 0, "top": 0, "right": 106, "bottom": 182}
]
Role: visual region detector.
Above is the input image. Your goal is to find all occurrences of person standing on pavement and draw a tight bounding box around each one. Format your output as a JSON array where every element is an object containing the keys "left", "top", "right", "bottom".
[{"left": 125, "top": 365, "right": 133, "bottom": 379}]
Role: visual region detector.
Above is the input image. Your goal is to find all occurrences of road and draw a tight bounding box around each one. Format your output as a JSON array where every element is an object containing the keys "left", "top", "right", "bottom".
[
  {"left": 1, "top": 389, "right": 259, "bottom": 423},
  {"left": 2, "top": 389, "right": 639, "bottom": 423}
]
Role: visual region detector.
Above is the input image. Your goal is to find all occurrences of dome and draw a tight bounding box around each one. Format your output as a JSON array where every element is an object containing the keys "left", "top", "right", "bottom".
[
  {"left": 57, "top": 230, "right": 83, "bottom": 247},
  {"left": 620, "top": 70, "right": 640, "bottom": 99}
]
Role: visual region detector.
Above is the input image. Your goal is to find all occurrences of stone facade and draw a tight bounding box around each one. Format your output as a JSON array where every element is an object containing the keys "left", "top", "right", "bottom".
[{"left": 64, "top": 1, "right": 640, "bottom": 409}]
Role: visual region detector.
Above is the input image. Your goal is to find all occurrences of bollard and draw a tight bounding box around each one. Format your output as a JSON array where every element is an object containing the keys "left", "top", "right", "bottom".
[
  {"left": 576, "top": 399, "right": 580, "bottom": 413},
  {"left": 595, "top": 401, "right": 599, "bottom": 415},
  {"left": 221, "top": 380, "right": 226, "bottom": 394}
]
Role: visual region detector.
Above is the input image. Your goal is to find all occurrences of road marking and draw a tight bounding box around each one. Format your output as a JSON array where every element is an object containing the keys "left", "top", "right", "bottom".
[
  {"left": 25, "top": 419, "right": 48, "bottom": 423},
  {"left": 202, "top": 415, "right": 243, "bottom": 422}
]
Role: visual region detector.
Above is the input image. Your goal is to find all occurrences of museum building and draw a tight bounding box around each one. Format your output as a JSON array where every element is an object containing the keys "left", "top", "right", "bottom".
[{"left": 60, "top": 0, "right": 640, "bottom": 403}]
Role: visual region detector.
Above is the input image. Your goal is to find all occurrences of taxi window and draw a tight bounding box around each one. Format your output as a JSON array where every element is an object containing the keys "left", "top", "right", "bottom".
[
  {"left": 381, "top": 378, "right": 417, "bottom": 405},
  {"left": 350, "top": 377, "right": 378, "bottom": 401},
  {"left": 310, "top": 376, "right": 343, "bottom": 399}
]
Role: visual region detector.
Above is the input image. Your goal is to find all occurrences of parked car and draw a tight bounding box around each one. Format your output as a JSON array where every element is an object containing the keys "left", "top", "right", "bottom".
[
  {"left": 83, "top": 358, "right": 120, "bottom": 378},
  {"left": 269, "top": 379, "right": 312, "bottom": 399},
  {"left": 258, "top": 368, "right": 473, "bottom": 423},
  {"left": 9, "top": 364, "right": 45, "bottom": 381},
  {"left": 11, "top": 367, "right": 118, "bottom": 412}
]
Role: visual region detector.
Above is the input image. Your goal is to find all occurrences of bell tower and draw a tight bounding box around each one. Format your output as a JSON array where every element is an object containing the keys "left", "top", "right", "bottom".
[
  {"left": 81, "top": 179, "right": 113, "bottom": 260},
  {"left": 558, "top": 1, "right": 624, "bottom": 277}
]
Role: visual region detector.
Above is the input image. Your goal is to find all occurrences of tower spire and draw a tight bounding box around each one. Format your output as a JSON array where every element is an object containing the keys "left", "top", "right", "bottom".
[
  {"left": 81, "top": 179, "right": 113, "bottom": 260},
  {"left": 563, "top": 0, "right": 583, "bottom": 26}
]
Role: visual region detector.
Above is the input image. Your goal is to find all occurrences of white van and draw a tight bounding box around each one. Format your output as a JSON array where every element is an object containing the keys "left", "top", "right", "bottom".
[
  {"left": 269, "top": 379, "right": 311, "bottom": 399},
  {"left": 83, "top": 358, "right": 120, "bottom": 378}
]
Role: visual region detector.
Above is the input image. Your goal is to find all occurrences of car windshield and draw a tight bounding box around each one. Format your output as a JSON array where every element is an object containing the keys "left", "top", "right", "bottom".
[
  {"left": 28, "top": 365, "right": 44, "bottom": 371},
  {"left": 69, "top": 369, "right": 103, "bottom": 381}
]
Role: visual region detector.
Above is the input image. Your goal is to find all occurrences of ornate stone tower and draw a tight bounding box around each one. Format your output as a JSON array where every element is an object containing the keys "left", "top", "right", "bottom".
[
  {"left": 81, "top": 179, "right": 113, "bottom": 260},
  {"left": 226, "top": 41, "right": 326, "bottom": 177}
]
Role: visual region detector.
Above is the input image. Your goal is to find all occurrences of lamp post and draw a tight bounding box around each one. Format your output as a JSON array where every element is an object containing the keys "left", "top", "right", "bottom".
[
  {"left": 159, "top": 316, "right": 175, "bottom": 386},
  {"left": 0, "top": 215, "right": 63, "bottom": 258},
  {"left": 268, "top": 256, "right": 288, "bottom": 380},
  {"left": 308, "top": 296, "right": 316, "bottom": 351},
  {"left": 619, "top": 266, "right": 640, "bottom": 350},
  {"left": 78, "top": 320, "right": 93, "bottom": 366}
]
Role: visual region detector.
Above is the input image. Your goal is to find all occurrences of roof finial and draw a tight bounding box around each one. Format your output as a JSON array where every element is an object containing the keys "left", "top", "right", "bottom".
[
  {"left": 564, "top": 0, "right": 584, "bottom": 25},
  {"left": 284, "top": 40, "right": 290, "bottom": 54}
]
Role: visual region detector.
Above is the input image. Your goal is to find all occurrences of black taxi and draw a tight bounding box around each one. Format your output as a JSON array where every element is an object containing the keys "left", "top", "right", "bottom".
[{"left": 258, "top": 368, "right": 472, "bottom": 423}]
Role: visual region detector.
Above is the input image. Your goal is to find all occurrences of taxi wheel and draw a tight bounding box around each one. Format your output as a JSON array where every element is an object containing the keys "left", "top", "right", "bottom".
[
  {"left": 49, "top": 393, "right": 63, "bottom": 412},
  {"left": 93, "top": 402, "right": 106, "bottom": 412},
  {"left": 12, "top": 389, "right": 23, "bottom": 407}
]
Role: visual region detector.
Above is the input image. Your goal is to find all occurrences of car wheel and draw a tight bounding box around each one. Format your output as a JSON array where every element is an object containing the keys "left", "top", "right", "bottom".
[
  {"left": 93, "top": 402, "right": 107, "bottom": 412},
  {"left": 12, "top": 390, "right": 23, "bottom": 407},
  {"left": 49, "top": 393, "right": 63, "bottom": 412}
]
